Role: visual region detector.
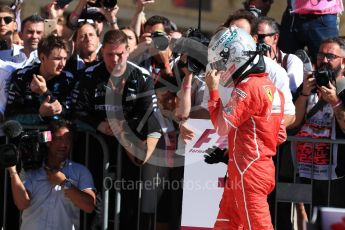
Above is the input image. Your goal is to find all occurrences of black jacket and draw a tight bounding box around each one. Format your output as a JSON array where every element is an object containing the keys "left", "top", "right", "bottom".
[
  {"left": 5, "top": 63, "right": 75, "bottom": 124},
  {"left": 72, "top": 61, "right": 162, "bottom": 139}
]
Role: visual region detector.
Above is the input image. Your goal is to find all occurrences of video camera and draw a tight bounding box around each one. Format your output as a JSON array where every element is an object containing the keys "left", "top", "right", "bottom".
[
  {"left": 174, "top": 28, "right": 210, "bottom": 75},
  {"left": 0, "top": 120, "right": 51, "bottom": 171}
]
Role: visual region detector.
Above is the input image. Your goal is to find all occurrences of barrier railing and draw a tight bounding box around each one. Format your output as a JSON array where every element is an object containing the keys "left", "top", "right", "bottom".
[
  {"left": 274, "top": 136, "right": 345, "bottom": 229},
  {"left": 9, "top": 127, "right": 336, "bottom": 230},
  {"left": 1, "top": 127, "right": 111, "bottom": 230}
]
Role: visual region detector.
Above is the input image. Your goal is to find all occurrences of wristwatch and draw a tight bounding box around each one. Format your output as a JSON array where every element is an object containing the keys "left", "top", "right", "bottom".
[{"left": 62, "top": 179, "right": 73, "bottom": 190}]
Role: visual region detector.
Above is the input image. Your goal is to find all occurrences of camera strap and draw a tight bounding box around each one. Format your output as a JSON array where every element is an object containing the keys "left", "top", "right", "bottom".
[
  {"left": 288, "top": 97, "right": 327, "bottom": 136},
  {"left": 306, "top": 99, "right": 327, "bottom": 120}
]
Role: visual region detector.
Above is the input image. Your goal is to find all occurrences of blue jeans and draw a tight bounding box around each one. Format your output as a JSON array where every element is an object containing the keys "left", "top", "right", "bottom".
[{"left": 278, "top": 9, "right": 339, "bottom": 64}]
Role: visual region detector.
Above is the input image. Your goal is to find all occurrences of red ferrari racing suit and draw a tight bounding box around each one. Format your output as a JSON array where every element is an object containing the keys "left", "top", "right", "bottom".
[{"left": 208, "top": 72, "right": 286, "bottom": 230}]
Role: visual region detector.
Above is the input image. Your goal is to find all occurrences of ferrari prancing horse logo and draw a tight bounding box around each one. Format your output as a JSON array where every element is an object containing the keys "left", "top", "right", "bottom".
[{"left": 264, "top": 86, "right": 273, "bottom": 102}]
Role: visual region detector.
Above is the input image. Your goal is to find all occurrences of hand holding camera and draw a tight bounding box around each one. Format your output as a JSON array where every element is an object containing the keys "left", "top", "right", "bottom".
[
  {"left": 304, "top": 66, "right": 336, "bottom": 95},
  {"left": 98, "top": 4, "right": 119, "bottom": 25},
  {"left": 319, "top": 82, "right": 339, "bottom": 106},
  {"left": 139, "top": 32, "right": 153, "bottom": 47},
  {"left": 151, "top": 31, "right": 169, "bottom": 51},
  {"left": 301, "top": 72, "right": 316, "bottom": 96}
]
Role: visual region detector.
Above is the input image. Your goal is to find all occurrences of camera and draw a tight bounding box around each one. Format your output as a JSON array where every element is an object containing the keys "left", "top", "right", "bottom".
[
  {"left": 174, "top": 28, "right": 210, "bottom": 75},
  {"left": 0, "top": 38, "right": 9, "bottom": 50},
  {"left": 151, "top": 31, "right": 169, "bottom": 51},
  {"left": 56, "top": 0, "right": 72, "bottom": 9},
  {"left": 88, "top": 0, "right": 117, "bottom": 10},
  {"left": 314, "top": 66, "right": 335, "bottom": 87},
  {"left": 247, "top": 5, "right": 262, "bottom": 18},
  {"left": 256, "top": 42, "right": 271, "bottom": 55},
  {"left": 0, "top": 120, "right": 51, "bottom": 171},
  {"left": 102, "top": 0, "right": 117, "bottom": 9}
]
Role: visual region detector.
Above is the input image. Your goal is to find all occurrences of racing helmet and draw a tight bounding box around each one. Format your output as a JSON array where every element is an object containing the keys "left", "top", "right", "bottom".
[{"left": 208, "top": 26, "right": 256, "bottom": 87}]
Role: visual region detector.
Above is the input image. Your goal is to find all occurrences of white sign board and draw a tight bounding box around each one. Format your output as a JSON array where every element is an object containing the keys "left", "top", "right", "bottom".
[
  {"left": 320, "top": 207, "right": 345, "bottom": 230},
  {"left": 181, "top": 119, "right": 227, "bottom": 230}
]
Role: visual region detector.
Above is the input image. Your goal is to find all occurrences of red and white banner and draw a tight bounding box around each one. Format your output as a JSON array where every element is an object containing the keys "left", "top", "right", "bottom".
[{"left": 181, "top": 119, "right": 227, "bottom": 230}]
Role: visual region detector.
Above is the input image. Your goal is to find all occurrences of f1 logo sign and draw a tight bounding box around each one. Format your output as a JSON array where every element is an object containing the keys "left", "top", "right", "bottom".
[
  {"left": 193, "top": 129, "right": 215, "bottom": 148},
  {"left": 193, "top": 129, "right": 227, "bottom": 149}
]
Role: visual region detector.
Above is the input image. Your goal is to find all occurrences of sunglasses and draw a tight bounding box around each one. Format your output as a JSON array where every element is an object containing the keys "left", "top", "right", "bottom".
[
  {"left": 257, "top": 32, "right": 276, "bottom": 42},
  {"left": 317, "top": 52, "right": 343, "bottom": 61},
  {"left": 78, "top": 18, "right": 96, "bottom": 26},
  {"left": 0, "top": 16, "right": 14, "bottom": 25}
]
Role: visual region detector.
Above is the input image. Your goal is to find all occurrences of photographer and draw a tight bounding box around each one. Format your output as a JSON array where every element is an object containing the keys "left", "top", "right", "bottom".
[
  {"left": 242, "top": 0, "right": 274, "bottom": 17},
  {"left": 68, "top": 0, "right": 119, "bottom": 34},
  {"left": 173, "top": 28, "right": 208, "bottom": 143},
  {"left": 252, "top": 16, "right": 303, "bottom": 94},
  {"left": 290, "top": 37, "right": 345, "bottom": 221},
  {"left": 132, "top": 15, "right": 176, "bottom": 76},
  {"left": 7, "top": 119, "right": 95, "bottom": 230}
]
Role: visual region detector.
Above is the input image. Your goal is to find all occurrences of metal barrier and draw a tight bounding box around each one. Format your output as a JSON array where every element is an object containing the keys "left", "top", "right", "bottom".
[
  {"left": 1, "top": 128, "right": 111, "bottom": 230},
  {"left": 0, "top": 126, "right": 179, "bottom": 230},
  {"left": 274, "top": 136, "right": 345, "bottom": 230},
  {"left": 83, "top": 131, "right": 111, "bottom": 230}
]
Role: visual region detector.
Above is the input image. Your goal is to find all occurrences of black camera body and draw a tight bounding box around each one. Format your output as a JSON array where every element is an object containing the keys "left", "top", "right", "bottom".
[
  {"left": 0, "top": 38, "right": 9, "bottom": 50},
  {"left": 174, "top": 28, "right": 210, "bottom": 75},
  {"left": 17, "top": 130, "right": 50, "bottom": 171},
  {"left": 87, "top": 0, "right": 117, "bottom": 9},
  {"left": 56, "top": 0, "right": 72, "bottom": 9},
  {"left": 0, "top": 121, "right": 51, "bottom": 171},
  {"left": 256, "top": 42, "right": 271, "bottom": 55},
  {"left": 151, "top": 31, "right": 169, "bottom": 51},
  {"left": 314, "top": 67, "right": 335, "bottom": 87}
]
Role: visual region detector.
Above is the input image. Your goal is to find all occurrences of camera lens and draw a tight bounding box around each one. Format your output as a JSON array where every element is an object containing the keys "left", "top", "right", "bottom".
[
  {"left": 314, "top": 68, "right": 334, "bottom": 87},
  {"left": 151, "top": 31, "right": 169, "bottom": 51}
]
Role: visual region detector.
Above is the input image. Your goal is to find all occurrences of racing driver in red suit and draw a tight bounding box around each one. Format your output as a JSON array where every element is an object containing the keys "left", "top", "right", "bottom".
[{"left": 206, "top": 26, "right": 287, "bottom": 229}]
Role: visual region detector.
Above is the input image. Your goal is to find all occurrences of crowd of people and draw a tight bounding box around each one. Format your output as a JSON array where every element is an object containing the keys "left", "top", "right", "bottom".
[{"left": 0, "top": 0, "right": 344, "bottom": 229}]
